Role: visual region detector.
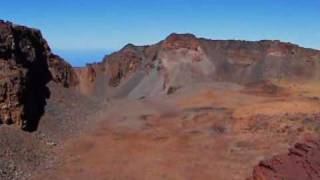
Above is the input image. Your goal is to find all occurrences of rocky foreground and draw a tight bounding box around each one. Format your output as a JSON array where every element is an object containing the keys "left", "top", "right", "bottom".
[
  {"left": 251, "top": 138, "right": 320, "bottom": 180},
  {"left": 1, "top": 20, "right": 320, "bottom": 180}
]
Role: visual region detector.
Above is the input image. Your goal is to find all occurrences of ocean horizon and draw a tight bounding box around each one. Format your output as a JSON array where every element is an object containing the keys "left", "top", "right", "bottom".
[{"left": 53, "top": 49, "right": 112, "bottom": 67}]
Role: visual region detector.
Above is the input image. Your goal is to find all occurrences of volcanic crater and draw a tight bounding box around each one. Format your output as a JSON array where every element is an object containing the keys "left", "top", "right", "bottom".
[{"left": 1, "top": 21, "right": 320, "bottom": 180}]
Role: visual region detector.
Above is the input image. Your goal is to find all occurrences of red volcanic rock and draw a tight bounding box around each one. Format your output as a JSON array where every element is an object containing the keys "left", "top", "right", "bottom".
[
  {"left": 48, "top": 54, "right": 79, "bottom": 87},
  {"left": 0, "top": 20, "right": 51, "bottom": 130},
  {"left": 161, "top": 33, "right": 200, "bottom": 51},
  {"left": 0, "top": 20, "right": 76, "bottom": 130},
  {"left": 104, "top": 44, "right": 144, "bottom": 87},
  {"left": 250, "top": 139, "right": 320, "bottom": 180}
]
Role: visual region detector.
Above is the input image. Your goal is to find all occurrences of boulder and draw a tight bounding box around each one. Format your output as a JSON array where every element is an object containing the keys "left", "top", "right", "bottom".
[{"left": 250, "top": 139, "right": 320, "bottom": 180}]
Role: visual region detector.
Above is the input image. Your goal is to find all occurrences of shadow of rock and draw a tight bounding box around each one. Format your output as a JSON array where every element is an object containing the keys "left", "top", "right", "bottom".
[{"left": 22, "top": 63, "right": 51, "bottom": 131}]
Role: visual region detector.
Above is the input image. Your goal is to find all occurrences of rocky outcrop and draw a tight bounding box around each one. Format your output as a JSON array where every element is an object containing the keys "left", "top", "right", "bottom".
[
  {"left": 48, "top": 54, "right": 79, "bottom": 87},
  {"left": 161, "top": 33, "right": 201, "bottom": 51},
  {"left": 103, "top": 44, "right": 145, "bottom": 87},
  {"left": 0, "top": 20, "right": 76, "bottom": 130},
  {"left": 250, "top": 139, "right": 320, "bottom": 180}
]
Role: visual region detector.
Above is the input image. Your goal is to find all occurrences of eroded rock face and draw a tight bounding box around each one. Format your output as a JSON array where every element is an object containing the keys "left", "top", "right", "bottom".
[
  {"left": 161, "top": 33, "right": 201, "bottom": 51},
  {"left": 48, "top": 54, "right": 79, "bottom": 87},
  {"left": 250, "top": 139, "right": 320, "bottom": 180},
  {"left": 104, "top": 44, "right": 145, "bottom": 87},
  {"left": 0, "top": 20, "right": 76, "bottom": 130}
]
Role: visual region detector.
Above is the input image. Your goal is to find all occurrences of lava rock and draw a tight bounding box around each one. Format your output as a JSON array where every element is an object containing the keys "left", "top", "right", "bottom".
[
  {"left": 250, "top": 139, "right": 320, "bottom": 180},
  {"left": 0, "top": 20, "right": 76, "bottom": 130}
]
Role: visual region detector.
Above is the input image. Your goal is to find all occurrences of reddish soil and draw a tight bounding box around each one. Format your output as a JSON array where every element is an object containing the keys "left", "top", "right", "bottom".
[{"left": 32, "top": 81, "right": 320, "bottom": 180}]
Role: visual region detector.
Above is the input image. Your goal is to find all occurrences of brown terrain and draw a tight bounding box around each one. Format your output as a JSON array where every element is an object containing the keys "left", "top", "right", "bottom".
[{"left": 1, "top": 21, "right": 320, "bottom": 180}]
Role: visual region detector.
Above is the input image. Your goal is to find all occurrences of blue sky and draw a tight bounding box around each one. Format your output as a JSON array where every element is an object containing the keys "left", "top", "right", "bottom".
[{"left": 1, "top": 0, "right": 320, "bottom": 66}]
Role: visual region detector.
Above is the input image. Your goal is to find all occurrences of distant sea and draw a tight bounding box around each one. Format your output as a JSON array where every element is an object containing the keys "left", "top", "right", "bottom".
[{"left": 53, "top": 49, "right": 113, "bottom": 67}]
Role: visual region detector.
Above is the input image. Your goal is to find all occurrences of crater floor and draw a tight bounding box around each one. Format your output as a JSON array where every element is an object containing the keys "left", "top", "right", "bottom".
[{"left": 33, "top": 81, "right": 320, "bottom": 180}]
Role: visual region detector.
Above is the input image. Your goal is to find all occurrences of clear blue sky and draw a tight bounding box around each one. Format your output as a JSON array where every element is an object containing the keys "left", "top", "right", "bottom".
[{"left": 1, "top": 0, "right": 320, "bottom": 65}]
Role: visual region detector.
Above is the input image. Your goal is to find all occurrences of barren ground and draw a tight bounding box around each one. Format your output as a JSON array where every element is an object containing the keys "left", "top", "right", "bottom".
[{"left": 31, "top": 81, "right": 320, "bottom": 180}]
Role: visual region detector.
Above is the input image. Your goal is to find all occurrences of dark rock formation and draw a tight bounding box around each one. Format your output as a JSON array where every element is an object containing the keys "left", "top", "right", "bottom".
[
  {"left": 0, "top": 20, "right": 76, "bottom": 130},
  {"left": 250, "top": 139, "right": 320, "bottom": 180}
]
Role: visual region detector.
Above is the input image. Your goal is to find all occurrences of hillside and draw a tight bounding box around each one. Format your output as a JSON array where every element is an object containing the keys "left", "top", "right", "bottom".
[{"left": 75, "top": 33, "right": 320, "bottom": 99}]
